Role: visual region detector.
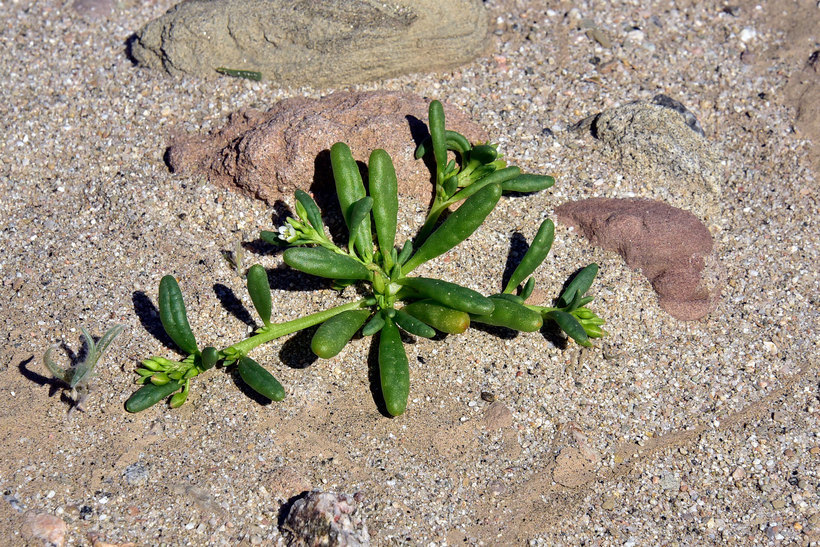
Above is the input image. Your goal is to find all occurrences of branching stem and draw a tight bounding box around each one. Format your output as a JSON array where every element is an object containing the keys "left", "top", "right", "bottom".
[{"left": 225, "top": 299, "right": 371, "bottom": 358}]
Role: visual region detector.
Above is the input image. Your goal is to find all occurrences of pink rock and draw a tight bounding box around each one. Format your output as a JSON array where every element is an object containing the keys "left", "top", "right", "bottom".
[
  {"left": 166, "top": 91, "right": 487, "bottom": 205},
  {"left": 22, "top": 512, "right": 67, "bottom": 547},
  {"left": 555, "top": 198, "right": 722, "bottom": 320}
]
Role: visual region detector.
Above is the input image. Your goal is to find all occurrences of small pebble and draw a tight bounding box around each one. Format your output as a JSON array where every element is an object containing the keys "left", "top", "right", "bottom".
[
  {"left": 122, "top": 462, "right": 148, "bottom": 486},
  {"left": 739, "top": 27, "right": 757, "bottom": 43},
  {"left": 488, "top": 481, "right": 507, "bottom": 496},
  {"left": 587, "top": 28, "right": 613, "bottom": 48},
  {"left": 625, "top": 29, "right": 645, "bottom": 44},
  {"left": 659, "top": 473, "right": 680, "bottom": 491},
  {"left": 283, "top": 491, "right": 370, "bottom": 546},
  {"left": 765, "top": 525, "right": 781, "bottom": 541},
  {"left": 22, "top": 512, "right": 67, "bottom": 547}
]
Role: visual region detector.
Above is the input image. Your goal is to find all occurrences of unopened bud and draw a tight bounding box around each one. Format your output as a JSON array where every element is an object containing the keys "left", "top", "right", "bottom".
[{"left": 150, "top": 372, "right": 170, "bottom": 385}]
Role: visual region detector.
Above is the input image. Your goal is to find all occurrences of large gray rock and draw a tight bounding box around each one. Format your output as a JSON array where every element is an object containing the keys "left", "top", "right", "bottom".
[
  {"left": 130, "top": 0, "right": 489, "bottom": 85},
  {"left": 572, "top": 95, "right": 723, "bottom": 220}
]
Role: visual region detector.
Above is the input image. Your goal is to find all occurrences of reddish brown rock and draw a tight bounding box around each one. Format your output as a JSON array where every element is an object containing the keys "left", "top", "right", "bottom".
[
  {"left": 555, "top": 198, "right": 722, "bottom": 320},
  {"left": 166, "top": 91, "right": 487, "bottom": 205}
]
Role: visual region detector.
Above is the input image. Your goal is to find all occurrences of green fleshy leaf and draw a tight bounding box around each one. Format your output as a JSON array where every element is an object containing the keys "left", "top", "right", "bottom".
[
  {"left": 558, "top": 264, "right": 599, "bottom": 308},
  {"left": 546, "top": 310, "right": 591, "bottom": 347},
  {"left": 295, "top": 190, "right": 324, "bottom": 232}
]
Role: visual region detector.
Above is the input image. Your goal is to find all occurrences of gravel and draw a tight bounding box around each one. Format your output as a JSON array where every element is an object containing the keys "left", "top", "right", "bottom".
[{"left": 0, "top": 0, "right": 817, "bottom": 544}]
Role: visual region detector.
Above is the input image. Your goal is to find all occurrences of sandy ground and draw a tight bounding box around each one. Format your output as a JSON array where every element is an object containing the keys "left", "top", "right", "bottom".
[{"left": 1, "top": 0, "right": 818, "bottom": 545}]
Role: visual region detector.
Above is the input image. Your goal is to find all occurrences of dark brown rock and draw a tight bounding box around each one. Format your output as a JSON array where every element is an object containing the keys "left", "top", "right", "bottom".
[
  {"left": 555, "top": 198, "right": 723, "bottom": 320},
  {"left": 166, "top": 91, "right": 487, "bottom": 204}
]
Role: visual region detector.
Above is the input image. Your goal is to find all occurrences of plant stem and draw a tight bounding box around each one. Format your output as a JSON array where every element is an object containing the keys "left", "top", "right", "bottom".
[
  {"left": 456, "top": 159, "right": 481, "bottom": 184},
  {"left": 526, "top": 304, "right": 555, "bottom": 311},
  {"left": 416, "top": 199, "right": 449, "bottom": 244},
  {"left": 225, "top": 299, "right": 370, "bottom": 357}
]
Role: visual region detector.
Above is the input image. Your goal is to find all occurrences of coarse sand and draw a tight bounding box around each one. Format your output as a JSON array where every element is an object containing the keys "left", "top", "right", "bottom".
[{"left": 0, "top": 0, "right": 818, "bottom": 544}]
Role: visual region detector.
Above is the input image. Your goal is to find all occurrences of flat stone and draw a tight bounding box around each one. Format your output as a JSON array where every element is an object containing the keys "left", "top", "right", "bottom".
[
  {"left": 555, "top": 198, "right": 723, "bottom": 320},
  {"left": 166, "top": 91, "right": 487, "bottom": 205},
  {"left": 129, "top": 0, "right": 489, "bottom": 86}
]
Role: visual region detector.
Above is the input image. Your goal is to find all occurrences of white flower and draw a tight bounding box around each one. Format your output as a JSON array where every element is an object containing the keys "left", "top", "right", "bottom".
[{"left": 277, "top": 223, "right": 298, "bottom": 243}]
